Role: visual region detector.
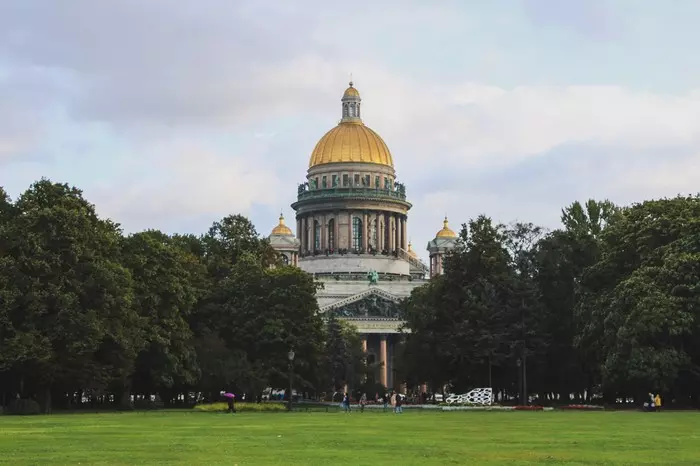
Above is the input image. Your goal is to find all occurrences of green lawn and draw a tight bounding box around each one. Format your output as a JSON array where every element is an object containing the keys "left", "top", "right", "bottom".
[{"left": 1, "top": 410, "right": 698, "bottom": 465}]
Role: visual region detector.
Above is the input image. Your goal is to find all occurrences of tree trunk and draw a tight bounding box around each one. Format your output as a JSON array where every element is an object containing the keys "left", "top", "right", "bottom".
[
  {"left": 119, "top": 379, "right": 133, "bottom": 410},
  {"left": 43, "top": 386, "right": 52, "bottom": 414}
]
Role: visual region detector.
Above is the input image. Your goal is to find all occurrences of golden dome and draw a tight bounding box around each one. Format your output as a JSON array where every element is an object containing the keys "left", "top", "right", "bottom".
[
  {"left": 309, "top": 122, "right": 393, "bottom": 168},
  {"left": 343, "top": 82, "right": 360, "bottom": 98},
  {"left": 308, "top": 81, "right": 393, "bottom": 168},
  {"left": 435, "top": 216, "right": 457, "bottom": 238},
  {"left": 271, "top": 213, "right": 293, "bottom": 236},
  {"left": 407, "top": 241, "right": 418, "bottom": 258}
]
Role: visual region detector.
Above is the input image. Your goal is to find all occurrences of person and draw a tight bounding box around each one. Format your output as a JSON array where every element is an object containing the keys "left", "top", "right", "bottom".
[
  {"left": 654, "top": 393, "right": 662, "bottom": 411},
  {"left": 342, "top": 392, "right": 351, "bottom": 413},
  {"left": 359, "top": 393, "right": 367, "bottom": 413},
  {"left": 390, "top": 392, "right": 397, "bottom": 413},
  {"left": 395, "top": 393, "right": 403, "bottom": 414},
  {"left": 382, "top": 393, "right": 388, "bottom": 412},
  {"left": 227, "top": 395, "right": 236, "bottom": 414}
]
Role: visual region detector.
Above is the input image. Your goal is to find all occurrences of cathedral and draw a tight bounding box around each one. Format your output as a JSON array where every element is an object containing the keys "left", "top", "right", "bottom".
[{"left": 268, "top": 82, "right": 458, "bottom": 389}]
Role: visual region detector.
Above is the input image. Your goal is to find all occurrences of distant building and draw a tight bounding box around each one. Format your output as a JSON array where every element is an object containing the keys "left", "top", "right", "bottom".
[{"left": 268, "top": 82, "right": 457, "bottom": 389}]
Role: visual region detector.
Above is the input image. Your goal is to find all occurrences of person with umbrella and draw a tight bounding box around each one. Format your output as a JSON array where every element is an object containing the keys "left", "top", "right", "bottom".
[{"left": 224, "top": 393, "right": 236, "bottom": 413}]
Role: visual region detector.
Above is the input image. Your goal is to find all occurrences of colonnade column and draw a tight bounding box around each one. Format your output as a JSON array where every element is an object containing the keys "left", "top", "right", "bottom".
[
  {"left": 394, "top": 215, "right": 400, "bottom": 252},
  {"left": 402, "top": 216, "right": 407, "bottom": 250},
  {"left": 380, "top": 334, "right": 388, "bottom": 387},
  {"left": 297, "top": 218, "right": 302, "bottom": 251},
  {"left": 321, "top": 214, "right": 326, "bottom": 251},
  {"left": 363, "top": 211, "right": 368, "bottom": 251},
  {"left": 307, "top": 216, "right": 313, "bottom": 252},
  {"left": 334, "top": 213, "right": 340, "bottom": 251},
  {"left": 347, "top": 213, "right": 352, "bottom": 250},
  {"left": 375, "top": 212, "right": 380, "bottom": 250}
]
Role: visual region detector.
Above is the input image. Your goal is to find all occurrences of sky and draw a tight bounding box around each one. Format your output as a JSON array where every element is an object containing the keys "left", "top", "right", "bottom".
[{"left": 2, "top": 0, "right": 700, "bottom": 261}]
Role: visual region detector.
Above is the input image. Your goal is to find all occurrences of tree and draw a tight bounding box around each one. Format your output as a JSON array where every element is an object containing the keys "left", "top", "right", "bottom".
[
  {"left": 561, "top": 199, "right": 619, "bottom": 239},
  {"left": 202, "top": 215, "right": 279, "bottom": 281},
  {"left": 324, "top": 311, "right": 366, "bottom": 394},
  {"left": 121, "top": 230, "right": 206, "bottom": 406},
  {"left": 576, "top": 196, "right": 700, "bottom": 404},
  {"left": 0, "top": 180, "right": 140, "bottom": 412},
  {"left": 196, "top": 253, "right": 324, "bottom": 397},
  {"left": 402, "top": 215, "right": 519, "bottom": 393}
]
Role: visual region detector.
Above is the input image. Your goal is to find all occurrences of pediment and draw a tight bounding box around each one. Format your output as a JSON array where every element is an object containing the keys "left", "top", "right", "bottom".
[{"left": 321, "top": 287, "right": 403, "bottom": 319}]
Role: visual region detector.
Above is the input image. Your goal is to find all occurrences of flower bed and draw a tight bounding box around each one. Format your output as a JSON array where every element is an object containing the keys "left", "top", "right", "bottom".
[
  {"left": 560, "top": 404, "right": 604, "bottom": 410},
  {"left": 193, "top": 402, "right": 287, "bottom": 413},
  {"left": 513, "top": 405, "right": 544, "bottom": 411}
]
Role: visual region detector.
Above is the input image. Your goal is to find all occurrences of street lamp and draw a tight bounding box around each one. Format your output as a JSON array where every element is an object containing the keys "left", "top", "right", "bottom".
[
  {"left": 287, "top": 349, "right": 295, "bottom": 412},
  {"left": 516, "top": 358, "right": 523, "bottom": 405}
]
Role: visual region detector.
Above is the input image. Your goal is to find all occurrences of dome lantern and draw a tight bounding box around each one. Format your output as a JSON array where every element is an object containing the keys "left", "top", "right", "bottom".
[{"left": 341, "top": 81, "right": 361, "bottom": 122}]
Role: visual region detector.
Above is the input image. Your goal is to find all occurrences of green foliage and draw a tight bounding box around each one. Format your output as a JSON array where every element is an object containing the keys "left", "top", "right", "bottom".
[
  {"left": 4, "top": 398, "right": 41, "bottom": 415},
  {"left": 0, "top": 179, "right": 140, "bottom": 407},
  {"left": 323, "top": 312, "right": 366, "bottom": 391},
  {"left": 577, "top": 196, "right": 700, "bottom": 399},
  {"left": 193, "top": 402, "right": 287, "bottom": 412}
]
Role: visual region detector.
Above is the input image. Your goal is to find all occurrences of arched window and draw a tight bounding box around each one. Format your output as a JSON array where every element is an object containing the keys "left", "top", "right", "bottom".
[
  {"left": 352, "top": 216, "right": 363, "bottom": 251},
  {"left": 280, "top": 254, "right": 289, "bottom": 265},
  {"left": 343, "top": 103, "right": 349, "bottom": 117},
  {"left": 314, "top": 220, "right": 321, "bottom": 251},
  {"left": 327, "top": 219, "right": 335, "bottom": 251}
]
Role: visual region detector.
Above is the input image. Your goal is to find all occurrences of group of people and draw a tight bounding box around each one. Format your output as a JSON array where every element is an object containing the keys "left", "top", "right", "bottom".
[
  {"left": 341, "top": 391, "right": 404, "bottom": 413},
  {"left": 644, "top": 393, "right": 662, "bottom": 411}
]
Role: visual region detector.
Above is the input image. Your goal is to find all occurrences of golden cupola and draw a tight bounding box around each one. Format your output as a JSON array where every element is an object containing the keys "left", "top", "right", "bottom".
[
  {"left": 407, "top": 241, "right": 418, "bottom": 259},
  {"left": 308, "top": 82, "right": 394, "bottom": 168},
  {"left": 435, "top": 216, "right": 457, "bottom": 238},
  {"left": 270, "top": 213, "right": 293, "bottom": 236}
]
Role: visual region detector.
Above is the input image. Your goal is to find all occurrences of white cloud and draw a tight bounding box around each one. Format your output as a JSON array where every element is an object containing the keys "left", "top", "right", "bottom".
[{"left": 2, "top": 0, "right": 700, "bottom": 253}]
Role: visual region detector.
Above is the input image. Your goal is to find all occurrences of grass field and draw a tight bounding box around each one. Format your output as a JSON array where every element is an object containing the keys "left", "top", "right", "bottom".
[{"left": 1, "top": 410, "right": 699, "bottom": 465}]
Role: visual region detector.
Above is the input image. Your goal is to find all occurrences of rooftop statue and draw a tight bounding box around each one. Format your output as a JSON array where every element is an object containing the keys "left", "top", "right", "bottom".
[{"left": 367, "top": 269, "right": 379, "bottom": 285}]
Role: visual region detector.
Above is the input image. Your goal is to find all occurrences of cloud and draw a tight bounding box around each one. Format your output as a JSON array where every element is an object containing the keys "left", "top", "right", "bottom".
[
  {"left": 1, "top": 0, "right": 700, "bottom": 259},
  {"left": 521, "top": 0, "right": 620, "bottom": 39}
]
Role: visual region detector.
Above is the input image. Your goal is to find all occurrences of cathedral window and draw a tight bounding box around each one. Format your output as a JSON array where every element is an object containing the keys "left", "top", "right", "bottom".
[
  {"left": 352, "top": 217, "right": 363, "bottom": 251},
  {"left": 281, "top": 254, "right": 289, "bottom": 265},
  {"left": 322, "top": 176, "right": 327, "bottom": 188},
  {"left": 343, "top": 174, "right": 349, "bottom": 187},
  {"left": 363, "top": 175, "right": 370, "bottom": 186},
  {"left": 375, "top": 175, "right": 380, "bottom": 188},
  {"left": 354, "top": 174, "right": 360, "bottom": 186},
  {"left": 327, "top": 219, "right": 335, "bottom": 250},
  {"left": 343, "top": 103, "right": 349, "bottom": 117},
  {"left": 314, "top": 220, "right": 321, "bottom": 251},
  {"left": 384, "top": 177, "right": 389, "bottom": 189},
  {"left": 369, "top": 219, "right": 377, "bottom": 249}
]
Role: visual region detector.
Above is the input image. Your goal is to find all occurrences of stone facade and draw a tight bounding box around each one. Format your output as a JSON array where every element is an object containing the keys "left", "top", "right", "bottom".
[{"left": 267, "top": 82, "right": 455, "bottom": 390}]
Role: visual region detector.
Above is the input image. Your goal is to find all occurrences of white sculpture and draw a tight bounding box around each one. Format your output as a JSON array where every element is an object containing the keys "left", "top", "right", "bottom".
[{"left": 446, "top": 388, "right": 492, "bottom": 406}]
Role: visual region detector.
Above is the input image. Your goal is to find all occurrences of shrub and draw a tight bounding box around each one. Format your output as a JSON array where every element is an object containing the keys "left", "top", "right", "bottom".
[
  {"left": 193, "top": 402, "right": 287, "bottom": 413},
  {"left": 4, "top": 399, "right": 41, "bottom": 415}
]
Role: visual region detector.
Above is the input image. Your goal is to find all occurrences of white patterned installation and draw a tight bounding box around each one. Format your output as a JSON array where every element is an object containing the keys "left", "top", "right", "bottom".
[{"left": 465, "top": 388, "right": 493, "bottom": 405}]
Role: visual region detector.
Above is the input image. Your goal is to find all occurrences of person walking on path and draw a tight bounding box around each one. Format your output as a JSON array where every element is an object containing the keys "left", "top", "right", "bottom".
[
  {"left": 654, "top": 394, "right": 662, "bottom": 411},
  {"left": 342, "top": 392, "right": 351, "bottom": 413},
  {"left": 395, "top": 393, "right": 403, "bottom": 414},
  {"left": 226, "top": 394, "right": 236, "bottom": 413},
  {"left": 390, "top": 392, "right": 397, "bottom": 413},
  {"left": 359, "top": 393, "right": 367, "bottom": 413}
]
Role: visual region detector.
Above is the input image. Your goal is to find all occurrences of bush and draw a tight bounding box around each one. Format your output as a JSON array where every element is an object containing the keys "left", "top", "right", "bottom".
[
  {"left": 193, "top": 402, "right": 287, "bottom": 413},
  {"left": 4, "top": 399, "right": 41, "bottom": 415}
]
